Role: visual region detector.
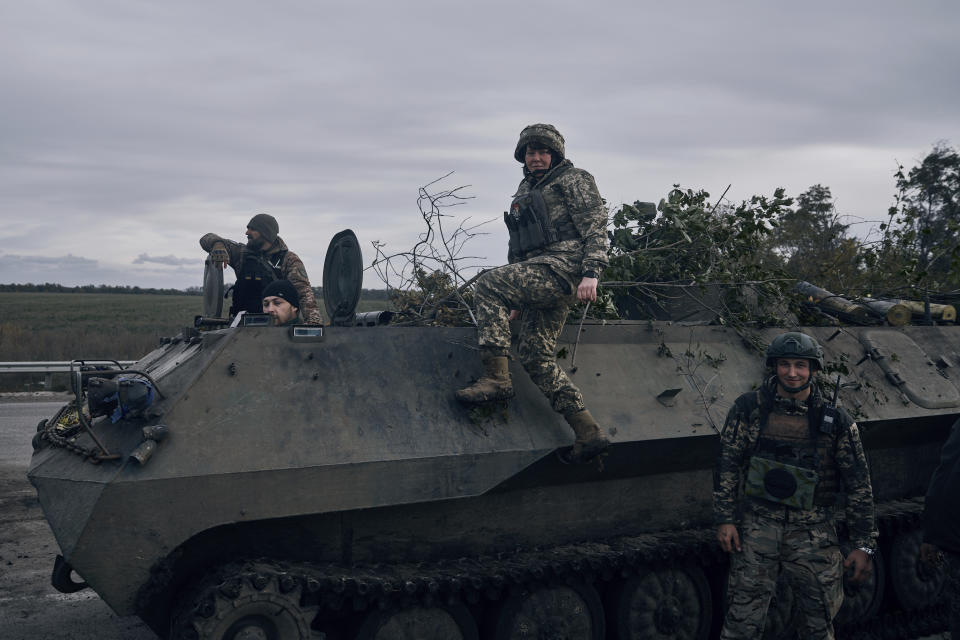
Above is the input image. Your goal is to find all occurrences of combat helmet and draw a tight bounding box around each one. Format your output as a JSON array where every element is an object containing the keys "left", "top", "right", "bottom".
[
  {"left": 514, "top": 123, "right": 565, "bottom": 163},
  {"left": 765, "top": 331, "right": 824, "bottom": 371}
]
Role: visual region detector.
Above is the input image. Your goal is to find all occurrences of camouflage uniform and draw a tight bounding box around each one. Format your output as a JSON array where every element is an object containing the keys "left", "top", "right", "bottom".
[
  {"left": 714, "top": 378, "right": 877, "bottom": 639},
  {"left": 474, "top": 153, "right": 608, "bottom": 417},
  {"left": 199, "top": 233, "right": 323, "bottom": 325}
]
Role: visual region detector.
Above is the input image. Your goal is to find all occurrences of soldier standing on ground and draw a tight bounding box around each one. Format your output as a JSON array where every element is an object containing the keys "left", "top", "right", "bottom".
[
  {"left": 200, "top": 213, "right": 323, "bottom": 325},
  {"left": 455, "top": 123, "right": 610, "bottom": 463},
  {"left": 714, "top": 331, "right": 878, "bottom": 639},
  {"left": 921, "top": 417, "right": 960, "bottom": 638}
]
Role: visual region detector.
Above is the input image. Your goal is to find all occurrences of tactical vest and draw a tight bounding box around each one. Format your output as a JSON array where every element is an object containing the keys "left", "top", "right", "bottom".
[
  {"left": 740, "top": 387, "right": 842, "bottom": 509},
  {"left": 504, "top": 166, "right": 581, "bottom": 260},
  {"left": 230, "top": 250, "right": 286, "bottom": 316}
]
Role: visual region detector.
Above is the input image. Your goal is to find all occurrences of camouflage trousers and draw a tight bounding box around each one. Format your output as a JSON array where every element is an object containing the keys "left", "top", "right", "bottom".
[
  {"left": 474, "top": 262, "right": 584, "bottom": 417},
  {"left": 721, "top": 510, "right": 843, "bottom": 639}
]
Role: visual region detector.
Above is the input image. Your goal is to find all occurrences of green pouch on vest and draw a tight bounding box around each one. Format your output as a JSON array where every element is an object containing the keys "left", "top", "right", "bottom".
[{"left": 744, "top": 455, "right": 818, "bottom": 510}]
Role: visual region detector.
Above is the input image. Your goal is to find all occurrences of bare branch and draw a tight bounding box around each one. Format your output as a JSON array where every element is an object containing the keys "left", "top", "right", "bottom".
[{"left": 371, "top": 173, "right": 497, "bottom": 325}]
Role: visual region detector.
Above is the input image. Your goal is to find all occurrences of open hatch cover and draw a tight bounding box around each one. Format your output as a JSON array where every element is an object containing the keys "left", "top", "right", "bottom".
[
  {"left": 202, "top": 259, "right": 224, "bottom": 318},
  {"left": 323, "top": 229, "right": 363, "bottom": 326}
]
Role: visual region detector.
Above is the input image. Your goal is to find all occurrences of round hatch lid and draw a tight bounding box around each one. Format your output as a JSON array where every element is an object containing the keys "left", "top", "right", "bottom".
[
  {"left": 323, "top": 229, "right": 363, "bottom": 326},
  {"left": 202, "top": 259, "right": 224, "bottom": 318}
]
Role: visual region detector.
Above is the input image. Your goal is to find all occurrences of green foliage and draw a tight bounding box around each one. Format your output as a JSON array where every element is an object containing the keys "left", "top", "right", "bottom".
[
  {"left": 605, "top": 185, "right": 794, "bottom": 327},
  {"left": 387, "top": 267, "right": 476, "bottom": 326},
  {"left": 771, "top": 185, "right": 862, "bottom": 292},
  {"left": 862, "top": 143, "right": 960, "bottom": 293},
  {"left": 605, "top": 142, "right": 960, "bottom": 326}
]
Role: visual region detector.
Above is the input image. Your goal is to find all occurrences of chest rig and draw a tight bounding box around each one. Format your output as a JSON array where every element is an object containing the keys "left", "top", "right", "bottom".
[
  {"left": 743, "top": 387, "right": 841, "bottom": 510},
  {"left": 504, "top": 164, "right": 581, "bottom": 260},
  {"left": 231, "top": 250, "right": 286, "bottom": 316}
]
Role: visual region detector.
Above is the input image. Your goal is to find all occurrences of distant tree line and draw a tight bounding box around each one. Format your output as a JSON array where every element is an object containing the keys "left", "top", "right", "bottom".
[
  {"left": 0, "top": 283, "right": 203, "bottom": 295},
  {"left": 0, "top": 282, "right": 394, "bottom": 300}
]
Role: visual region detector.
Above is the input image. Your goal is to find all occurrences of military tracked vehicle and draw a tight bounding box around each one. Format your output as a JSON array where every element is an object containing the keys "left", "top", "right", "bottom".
[{"left": 28, "top": 231, "right": 960, "bottom": 640}]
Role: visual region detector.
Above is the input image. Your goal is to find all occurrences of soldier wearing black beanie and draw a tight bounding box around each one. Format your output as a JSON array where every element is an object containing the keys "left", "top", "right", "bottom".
[
  {"left": 261, "top": 279, "right": 300, "bottom": 309},
  {"left": 261, "top": 279, "right": 301, "bottom": 325},
  {"left": 246, "top": 213, "right": 279, "bottom": 245}
]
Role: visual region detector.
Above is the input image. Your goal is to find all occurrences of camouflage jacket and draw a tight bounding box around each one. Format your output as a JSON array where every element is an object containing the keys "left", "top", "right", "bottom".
[
  {"left": 199, "top": 233, "right": 324, "bottom": 325},
  {"left": 713, "top": 380, "right": 878, "bottom": 549},
  {"left": 508, "top": 159, "right": 609, "bottom": 285}
]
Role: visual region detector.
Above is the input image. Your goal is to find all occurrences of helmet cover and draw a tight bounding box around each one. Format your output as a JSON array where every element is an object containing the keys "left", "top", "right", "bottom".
[
  {"left": 514, "top": 123, "right": 566, "bottom": 162},
  {"left": 765, "top": 331, "right": 824, "bottom": 371}
]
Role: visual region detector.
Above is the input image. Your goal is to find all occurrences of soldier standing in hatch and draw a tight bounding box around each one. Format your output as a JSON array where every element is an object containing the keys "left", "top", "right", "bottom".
[
  {"left": 714, "top": 331, "right": 877, "bottom": 639},
  {"left": 200, "top": 213, "right": 323, "bottom": 325},
  {"left": 455, "top": 123, "right": 610, "bottom": 463}
]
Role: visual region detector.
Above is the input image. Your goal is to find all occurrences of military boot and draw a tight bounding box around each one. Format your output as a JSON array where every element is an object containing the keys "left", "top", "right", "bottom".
[
  {"left": 455, "top": 356, "right": 515, "bottom": 404},
  {"left": 564, "top": 409, "right": 610, "bottom": 462}
]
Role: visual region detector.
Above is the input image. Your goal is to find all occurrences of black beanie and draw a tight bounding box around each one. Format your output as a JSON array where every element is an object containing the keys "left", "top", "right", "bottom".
[
  {"left": 247, "top": 213, "right": 279, "bottom": 244},
  {"left": 261, "top": 279, "right": 299, "bottom": 309}
]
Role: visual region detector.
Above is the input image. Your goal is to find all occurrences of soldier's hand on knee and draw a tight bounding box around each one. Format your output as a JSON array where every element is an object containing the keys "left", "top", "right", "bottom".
[
  {"left": 509, "top": 309, "right": 519, "bottom": 321},
  {"left": 717, "top": 524, "right": 741, "bottom": 553},
  {"left": 843, "top": 549, "right": 872, "bottom": 583},
  {"left": 577, "top": 277, "right": 598, "bottom": 303}
]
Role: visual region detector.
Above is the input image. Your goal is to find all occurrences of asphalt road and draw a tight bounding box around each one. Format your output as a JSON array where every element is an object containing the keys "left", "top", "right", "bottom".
[{"left": 0, "top": 396, "right": 157, "bottom": 639}]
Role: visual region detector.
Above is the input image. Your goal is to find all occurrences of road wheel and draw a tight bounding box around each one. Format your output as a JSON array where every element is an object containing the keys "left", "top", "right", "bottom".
[
  {"left": 171, "top": 563, "right": 321, "bottom": 640},
  {"left": 609, "top": 565, "right": 712, "bottom": 640},
  {"left": 835, "top": 546, "right": 885, "bottom": 626},
  {"left": 890, "top": 528, "right": 947, "bottom": 610},
  {"left": 488, "top": 582, "right": 604, "bottom": 640},
  {"left": 356, "top": 603, "right": 478, "bottom": 640}
]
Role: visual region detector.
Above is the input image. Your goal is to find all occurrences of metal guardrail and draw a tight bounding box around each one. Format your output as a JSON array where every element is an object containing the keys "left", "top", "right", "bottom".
[
  {"left": 0, "top": 361, "right": 136, "bottom": 388},
  {"left": 0, "top": 361, "right": 136, "bottom": 374}
]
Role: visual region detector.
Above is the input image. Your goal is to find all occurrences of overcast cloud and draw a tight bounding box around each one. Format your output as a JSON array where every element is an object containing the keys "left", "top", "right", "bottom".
[{"left": 1, "top": 0, "right": 957, "bottom": 289}]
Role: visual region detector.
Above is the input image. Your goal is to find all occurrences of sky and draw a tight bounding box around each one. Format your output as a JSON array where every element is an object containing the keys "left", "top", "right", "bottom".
[{"left": 1, "top": 0, "right": 958, "bottom": 291}]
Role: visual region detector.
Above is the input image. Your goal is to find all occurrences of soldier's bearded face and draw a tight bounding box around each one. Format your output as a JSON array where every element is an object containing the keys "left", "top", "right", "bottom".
[
  {"left": 246, "top": 228, "right": 265, "bottom": 251},
  {"left": 524, "top": 146, "right": 552, "bottom": 173},
  {"left": 262, "top": 296, "right": 298, "bottom": 325},
  {"left": 776, "top": 358, "right": 811, "bottom": 391}
]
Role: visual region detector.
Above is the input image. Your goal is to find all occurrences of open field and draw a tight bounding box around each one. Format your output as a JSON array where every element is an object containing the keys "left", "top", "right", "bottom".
[{"left": 0, "top": 292, "right": 389, "bottom": 391}]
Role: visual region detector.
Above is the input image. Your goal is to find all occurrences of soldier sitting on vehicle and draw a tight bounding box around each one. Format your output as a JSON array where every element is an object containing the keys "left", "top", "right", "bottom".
[
  {"left": 714, "top": 331, "right": 877, "bottom": 639},
  {"left": 455, "top": 123, "right": 610, "bottom": 464},
  {"left": 200, "top": 213, "right": 323, "bottom": 324},
  {"left": 261, "top": 280, "right": 302, "bottom": 326}
]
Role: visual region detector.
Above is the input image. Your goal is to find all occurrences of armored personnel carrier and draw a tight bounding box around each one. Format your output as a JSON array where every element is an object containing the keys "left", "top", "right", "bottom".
[{"left": 28, "top": 231, "right": 960, "bottom": 639}]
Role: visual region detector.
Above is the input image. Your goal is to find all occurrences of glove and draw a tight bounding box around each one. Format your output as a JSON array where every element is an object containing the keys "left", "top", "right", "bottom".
[{"left": 209, "top": 242, "right": 229, "bottom": 270}]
